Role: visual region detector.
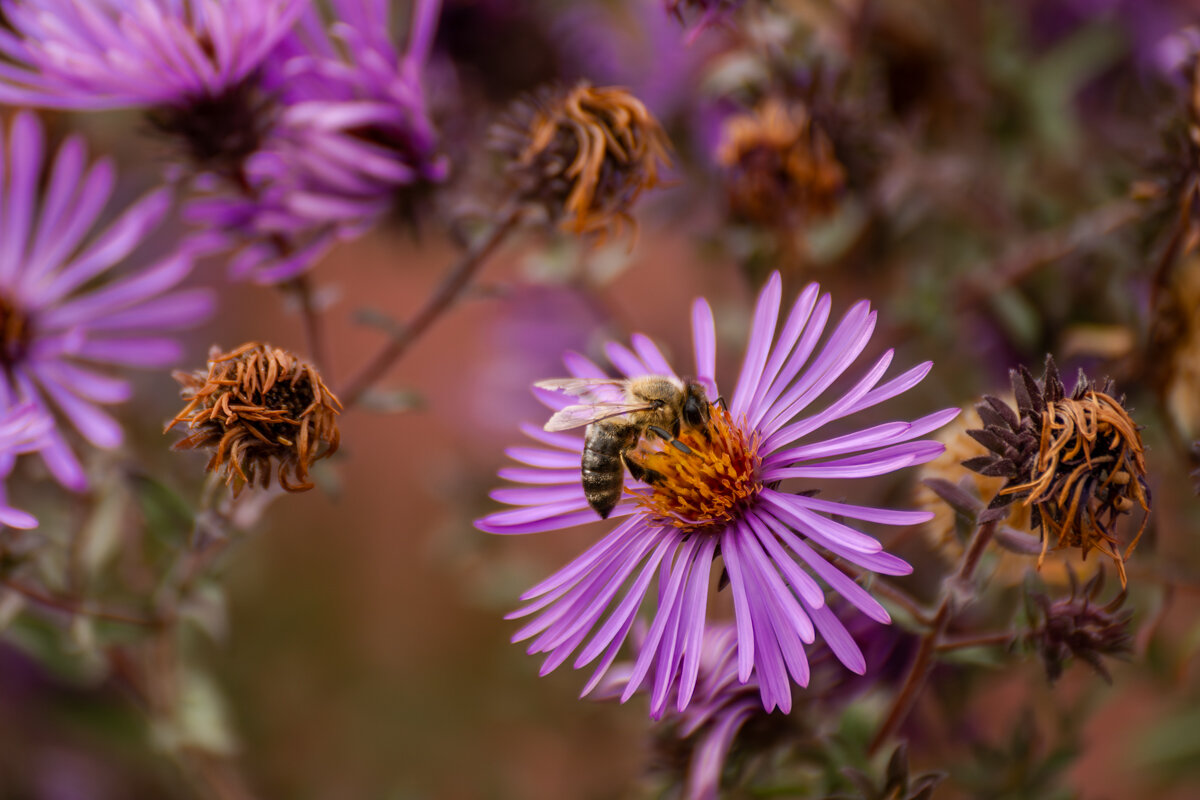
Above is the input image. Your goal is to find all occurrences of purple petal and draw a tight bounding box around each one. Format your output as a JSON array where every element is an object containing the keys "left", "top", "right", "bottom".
[
  {"left": 719, "top": 523, "right": 756, "bottom": 683},
  {"left": 497, "top": 467, "right": 579, "bottom": 485},
  {"left": 757, "top": 302, "right": 875, "bottom": 439},
  {"left": 746, "top": 293, "right": 832, "bottom": 431},
  {"left": 691, "top": 297, "right": 716, "bottom": 386},
  {"left": 685, "top": 701, "right": 758, "bottom": 800},
  {"left": 676, "top": 535, "right": 717, "bottom": 711},
  {"left": 517, "top": 422, "right": 585, "bottom": 451},
  {"left": 744, "top": 282, "right": 820, "bottom": 420},
  {"left": 758, "top": 507, "right": 891, "bottom": 624},
  {"left": 604, "top": 340, "right": 649, "bottom": 377},
  {"left": 730, "top": 271, "right": 780, "bottom": 418},
  {"left": 630, "top": 333, "right": 676, "bottom": 376}
]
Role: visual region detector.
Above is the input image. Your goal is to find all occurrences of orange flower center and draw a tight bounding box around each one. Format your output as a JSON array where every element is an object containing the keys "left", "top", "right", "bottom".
[{"left": 631, "top": 404, "right": 762, "bottom": 531}]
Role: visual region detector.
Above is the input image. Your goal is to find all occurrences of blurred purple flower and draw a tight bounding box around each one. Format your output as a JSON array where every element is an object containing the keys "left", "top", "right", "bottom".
[
  {"left": 552, "top": 0, "right": 722, "bottom": 122},
  {"left": 0, "top": 112, "right": 213, "bottom": 490},
  {"left": 186, "top": 0, "right": 447, "bottom": 283},
  {"left": 665, "top": 0, "right": 745, "bottom": 43},
  {"left": 0, "top": 0, "right": 304, "bottom": 109},
  {"left": 0, "top": 403, "right": 51, "bottom": 529},
  {"left": 597, "top": 624, "right": 761, "bottom": 800},
  {"left": 478, "top": 273, "right": 957, "bottom": 717},
  {"left": 594, "top": 613, "right": 915, "bottom": 799}
]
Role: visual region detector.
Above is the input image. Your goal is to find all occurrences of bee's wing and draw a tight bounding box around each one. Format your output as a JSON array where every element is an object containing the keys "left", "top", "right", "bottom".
[
  {"left": 534, "top": 377, "right": 629, "bottom": 403},
  {"left": 543, "top": 401, "right": 657, "bottom": 432}
]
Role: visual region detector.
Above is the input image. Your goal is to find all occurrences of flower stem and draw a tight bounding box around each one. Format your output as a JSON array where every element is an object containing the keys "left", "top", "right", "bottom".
[
  {"left": 1, "top": 579, "right": 161, "bottom": 628},
  {"left": 339, "top": 205, "right": 523, "bottom": 408},
  {"left": 954, "top": 199, "right": 1140, "bottom": 312},
  {"left": 935, "top": 631, "right": 1016, "bottom": 653},
  {"left": 289, "top": 273, "right": 331, "bottom": 381},
  {"left": 868, "top": 518, "right": 997, "bottom": 755}
]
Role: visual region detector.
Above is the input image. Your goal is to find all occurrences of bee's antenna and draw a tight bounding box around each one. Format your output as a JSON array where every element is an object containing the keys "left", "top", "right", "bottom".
[{"left": 648, "top": 425, "right": 693, "bottom": 455}]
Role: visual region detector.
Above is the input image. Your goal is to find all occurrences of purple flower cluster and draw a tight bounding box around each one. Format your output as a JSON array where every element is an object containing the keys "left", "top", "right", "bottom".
[
  {"left": 0, "top": 0, "right": 304, "bottom": 109},
  {"left": 0, "top": 111, "right": 212, "bottom": 491},
  {"left": 0, "top": 0, "right": 446, "bottom": 284},
  {"left": 0, "top": 404, "right": 51, "bottom": 529},
  {"left": 596, "top": 624, "right": 763, "bottom": 800},
  {"left": 187, "top": 0, "right": 447, "bottom": 282},
  {"left": 478, "top": 274, "right": 957, "bottom": 717}
]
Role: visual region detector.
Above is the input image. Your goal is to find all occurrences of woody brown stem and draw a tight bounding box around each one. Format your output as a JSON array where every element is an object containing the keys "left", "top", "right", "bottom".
[
  {"left": 954, "top": 200, "right": 1141, "bottom": 313},
  {"left": 339, "top": 205, "right": 524, "bottom": 408},
  {"left": 289, "top": 273, "right": 331, "bottom": 381},
  {"left": 2, "top": 579, "right": 162, "bottom": 628},
  {"left": 869, "top": 518, "right": 997, "bottom": 755},
  {"left": 935, "top": 630, "right": 1017, "bottom": 653}
]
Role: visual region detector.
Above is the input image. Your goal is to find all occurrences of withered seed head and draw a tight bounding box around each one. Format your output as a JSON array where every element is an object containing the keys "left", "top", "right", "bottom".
[
  {"left": 716, "top": 97, "right": 845, "bottom": 226},
  {"left": 490, "top": 82, "right": 672, "bottom": 240},
  {"left": 1025, "top": 567, "right": 1133, "bottom": 684},
  {"left": 964, "top": 356, "right": 1150, "bottom": 587},
  {"left": 166, "top": 343, "right": 342, "bottom": 496}
]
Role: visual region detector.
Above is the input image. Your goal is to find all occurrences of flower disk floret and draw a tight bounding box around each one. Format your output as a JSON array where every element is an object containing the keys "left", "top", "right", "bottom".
[{"left": 477, "top": 274, "right": 959, "bottom": 717}]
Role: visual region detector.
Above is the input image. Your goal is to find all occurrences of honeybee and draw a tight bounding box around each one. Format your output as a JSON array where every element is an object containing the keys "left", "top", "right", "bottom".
[{"left": 536, "top": 375, "right": 712, "bottom": 518}]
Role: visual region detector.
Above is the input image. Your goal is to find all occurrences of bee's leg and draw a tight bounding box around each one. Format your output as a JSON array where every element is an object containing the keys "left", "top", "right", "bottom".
[
  {"left": 622, "top": 452, "right": 664, "bottom": 485},
  {"left": 647, "top": 425, "right": 693, "bottom": 455},
  {"left": 715, "top": 396, "right": 728, "bottom": 410}
]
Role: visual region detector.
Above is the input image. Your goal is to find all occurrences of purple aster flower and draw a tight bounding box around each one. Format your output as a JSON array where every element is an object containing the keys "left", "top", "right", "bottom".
[
  {"left": 0, "top": 111, "right": 214, "bottom": 490},
  {"left": 0, "top": 0, "right": 304, "bottom": 110},
  {"left": 596, "top": 623, "right": 764, "bottom": 800},
  {"left": 477, "top": 273, "right": 958, "bottom": 717},
  {"left": 594, "top": 611, "right": 915, "bottom": 800},
  {"left": 0, "top": 403, "right": 52, "bottom": 530},
  {"left": 186, "top": 0, "right": 447, "bottom": 283}
]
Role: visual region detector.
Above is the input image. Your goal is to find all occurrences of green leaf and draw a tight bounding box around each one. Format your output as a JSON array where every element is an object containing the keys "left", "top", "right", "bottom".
[{"left": 151, "top": 668, "right": 238, "bottom": 757}]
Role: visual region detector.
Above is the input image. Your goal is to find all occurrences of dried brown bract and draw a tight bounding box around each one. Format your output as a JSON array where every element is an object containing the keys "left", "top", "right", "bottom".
[
  {"left": 965, "top": 357, "right": 1149, "bottom": 587},
  {"left": 1025, "top": 567, "right": 1133, "bottom": 684},
  {"left": 491, "top": 82, "right": 672, "bottom": 239},
  {"left": 166, "top": 343, "right": 342, "bottom": 496},
  {"left": 716, "top": 97, "right": 845, "bottom": 226}
]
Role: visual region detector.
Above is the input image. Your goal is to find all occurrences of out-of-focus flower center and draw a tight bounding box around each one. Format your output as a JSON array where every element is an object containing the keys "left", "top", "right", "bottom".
[
  {"left": 716, "top": 98, "right": 844, "bottom": 225},
  {"left": 633, "top": 404, "right": 761, "bottom": 531},
  {"left": 0, "top": 293, "right": 33, "bottom": 375},
  {"left": 146, "top": 79, "right": 273, "bottom": 173}
]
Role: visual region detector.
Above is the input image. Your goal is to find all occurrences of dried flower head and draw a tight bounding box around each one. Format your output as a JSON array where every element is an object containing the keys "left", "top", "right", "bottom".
[
  {"left": 916, "top": 404, "right": 1102, "bottom": 587},
  {"left": 167, "top": 343, "right": 342, "bottom": 495},
  {"left": 965, "top": 357, "right": 1150, "bottom": 586},
  {"left": 716, "top": 98, "right": 845, "bottom": 226},
  {"left": 1025, "top": 567, "right": 1133, "bottom": 684},
  {"left": 491, "top": 82, "right": 672, "bottom": 239}
]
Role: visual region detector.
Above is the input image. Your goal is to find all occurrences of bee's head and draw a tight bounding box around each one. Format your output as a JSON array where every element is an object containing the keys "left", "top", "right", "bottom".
[{"left": 681, "top": 380, "right": 711, "bottom": 428}]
